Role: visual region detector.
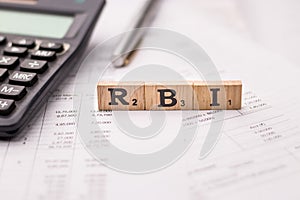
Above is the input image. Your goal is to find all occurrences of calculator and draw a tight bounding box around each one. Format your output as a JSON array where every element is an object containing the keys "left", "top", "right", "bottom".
[{"left": 0, "top": 0, "right": 105, "bottom": 137}]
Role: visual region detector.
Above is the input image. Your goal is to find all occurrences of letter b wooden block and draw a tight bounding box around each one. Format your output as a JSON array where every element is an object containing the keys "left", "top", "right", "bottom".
[
  {"left": 145, "top": 82, "right": 193, "bottom": 110},
  {"left": 97, "top": 81, "right": 145, "bottom": 110}
]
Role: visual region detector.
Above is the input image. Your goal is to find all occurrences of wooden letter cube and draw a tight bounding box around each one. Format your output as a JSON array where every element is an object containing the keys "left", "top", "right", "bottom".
[
  {"left": 145, "top": 82, "right": 193, "bottom": 110},
  {"left": 97, "top": 81, "right": 145, "bottom": 110},
  {"left": 193, "top": 80, "right": 242, "bottom": 110}
]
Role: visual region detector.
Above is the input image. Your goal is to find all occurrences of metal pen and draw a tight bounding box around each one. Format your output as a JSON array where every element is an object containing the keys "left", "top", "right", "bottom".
[{"left": 111, "top": 0, "right": 158, "bottom": 67}]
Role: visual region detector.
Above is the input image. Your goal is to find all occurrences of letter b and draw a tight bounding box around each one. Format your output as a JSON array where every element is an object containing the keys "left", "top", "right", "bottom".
[{"left": 157, "top": 89, "right": 178, "bottom": 107}]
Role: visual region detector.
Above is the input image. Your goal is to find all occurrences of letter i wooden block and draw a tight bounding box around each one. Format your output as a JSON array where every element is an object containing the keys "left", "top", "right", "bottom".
[
  {"left": 97, "top": 81, "right": 145, "bottom": 110},
  {"left": 145, "top": 82, "right": 194, "bottom": 110},
  {"left": 193, "top": 80, "right": 242, "bottom": 110}
]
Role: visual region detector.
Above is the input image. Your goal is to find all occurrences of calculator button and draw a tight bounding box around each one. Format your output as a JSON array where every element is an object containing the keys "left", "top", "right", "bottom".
[
  {"left": 12, "top": 38, "right": 35, "bottom": 49},
  {"left": 9, "top": 71, "right": 37, "bottom": 87},
  {"left": 0, "top": 56, "right": 19, "bottom": 69},
  {"left": 4, "top": 46, "right": 28, "bottom": 57},
  {"left": 0, "top": 84, "right": 26, "bottom": 100},
  {"left": 0, "top": 36, "right": 6, "bottom": 45},
  {"left": 0, "top": 99, "right": 15, "bottom": 115},
  {"left": 0, "top": 69, "right": 8, "bottom": 81},
  {"left": 20, "top": 59, "right": 48, "bottom": 74},
  {"left": 31, "top": 50, "right": 56, "bottom": 61},
  {"left": 40, "top": 42, "right": 63, "bottom": 53}
]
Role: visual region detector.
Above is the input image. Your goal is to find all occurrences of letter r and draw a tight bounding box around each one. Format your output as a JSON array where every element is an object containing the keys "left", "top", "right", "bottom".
[{"left": 108, "top": 88, "right": 129, "bottom": 105}]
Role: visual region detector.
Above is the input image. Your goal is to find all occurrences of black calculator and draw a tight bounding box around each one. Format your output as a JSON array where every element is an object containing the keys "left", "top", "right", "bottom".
[{"left": 0, "top": 0, "right": 105, "bottom": 137}]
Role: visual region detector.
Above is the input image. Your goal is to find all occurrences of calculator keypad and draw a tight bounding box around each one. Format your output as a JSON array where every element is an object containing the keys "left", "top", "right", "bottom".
[
  {"left": 0, "top": 36, "right": 68, "bottom": 115},
  {"left": 0, "top": 69, "right": 8, "bottom": 81},
  {"left": 0, "top": 56, "right": 19, "bottom": 69},
  {"left": 40, "top": 42, "right": 63, "bottom": 53},
  {"left": 4, "top": 46, "right": 28, "bottom": 57},
  {"left": 0, "top": 84, "right": 27, "bottom": 100},
  {"left": 0, "top": 98, "right": 15, "bottom": 116},
  {"left": 12, "top": 38, "right": 35, "bottom": 49},
  {"left": 9, "top": 71, "right": 38, "bottom": 87},
  {"left": 31, "top": 50, "right": 56, "bottom": 61},
  {"left": 20, "top": 59, "right": 48, "bottom": 73},
  {"left": 0, "top": 36, "right": 6, "bottom": 45}
]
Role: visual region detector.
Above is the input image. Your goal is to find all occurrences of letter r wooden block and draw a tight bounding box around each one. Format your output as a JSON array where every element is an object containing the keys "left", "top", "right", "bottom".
[
  {"left": 97, "top": 81, "right": 145, "bottom": 110},
  {"left": 145, "top": 82, "right": 193, "bottom": 110},
  {"left": 193, "top": 81, "right": 242, "bottom": 110}
]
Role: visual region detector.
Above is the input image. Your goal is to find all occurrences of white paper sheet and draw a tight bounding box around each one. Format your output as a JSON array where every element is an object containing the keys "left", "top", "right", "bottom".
[{"left": 0, "top": 0, "right": 300, "bottom": 200}]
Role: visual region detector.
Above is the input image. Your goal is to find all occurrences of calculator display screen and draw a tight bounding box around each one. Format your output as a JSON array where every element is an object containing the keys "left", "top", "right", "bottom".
[{"left": 0, "top": 9, "right": 74, "bottom": 38}]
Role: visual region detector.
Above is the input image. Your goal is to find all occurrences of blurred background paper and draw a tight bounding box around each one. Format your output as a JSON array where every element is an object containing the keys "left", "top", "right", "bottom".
[
  {"left": 92, "top": 0, "right": 300, "bottom": 65},
  {"left": 237, "top": 0, "right": 300, "bottom": 65}
]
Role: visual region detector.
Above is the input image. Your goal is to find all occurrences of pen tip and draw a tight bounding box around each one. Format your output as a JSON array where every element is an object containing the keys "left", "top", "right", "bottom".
[{"left": 112, "top": 56, "right": 126, "bottom": 68}]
